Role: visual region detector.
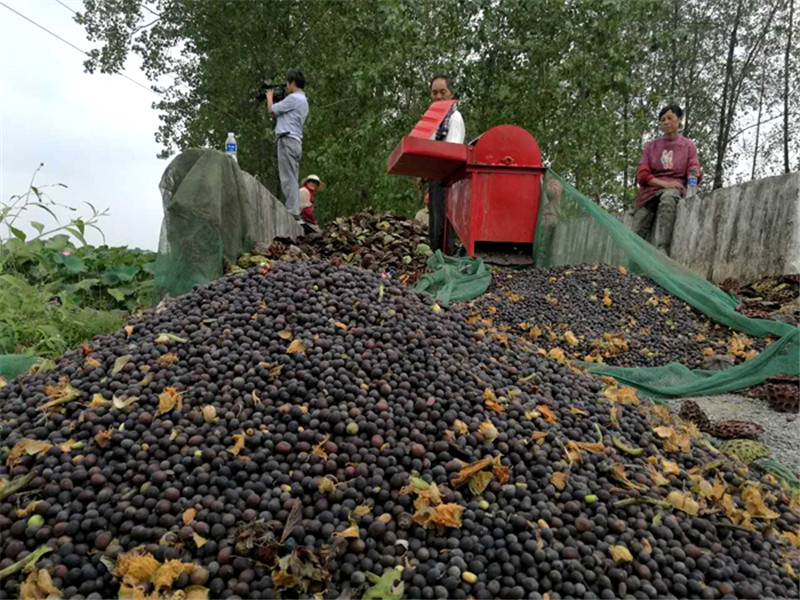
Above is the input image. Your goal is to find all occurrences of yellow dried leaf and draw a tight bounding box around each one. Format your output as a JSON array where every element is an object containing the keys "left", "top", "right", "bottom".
[
  {"left": 485, "top": 398, "right": 505, "bottom": 414},
  {"left": 531, "top": 431, "right": 548, "bottom": 444},
  {"left": 125, "top": 325, "right": 135, "bottom": 337},
  {"left": 7, "top": 439, "right": 53, "bottom": 467},
  {"left": 468, "top": 471, "right": 494, "bottom": 495},
  {"left": 452, "top": 456, "right": 496, "bottom": 488},
  {"left": 492, "top": 464, "right": 509, "bottom": 485},
  {"left": 334, "top": 322, "right": 348, "bottom": 330},
  {"left": 313, "top": 435, "right": 330, "bottom": 461},
  {"left": 478, "top": 420, "right": 498, "bottom": 443},
  {"left": 781, "top": 531, "right": 800, "bottom": 546},
  {"left": 201, "top": 405, "right": 217, "bottom": 423},
  {"left": 84, "top": 356, "right": 101, "bottom": 370},
  {"left": 185, "top": 586, "right": 210, "bottom": 600},
  {"left": 611, "top": 463, "right": 647, "bottom": 490},
  {"left": 661, "top": 459, "right": 681, "bottom": 475},
  {"left": 563, "top": 331, "right": 579, "bottom": 347},
  {"left": 619, "top": 266, "right": 628, "bottom": 275},
  {"left": 272, "top": 570, "right": 301, "bottom": 589},
  {"left": 428, "top": 503, "right": 465, "bottom": 529},
  {"left": 551, "top": 472, "right": 568, "bottom": 490},
  {"left": 666, "top": 490, "right": 700, "bottom": 516},
  {"left": 318, "top": 477, "right": 336, "bottom": 494},
  {"left": 575, "top": 441, "right": 605, "bottom": 453},
  {"left": 741, "top": 484, "right": 780, "bottom": 519},
  {"left": 569, "top": 406, "right": 589, "bottom": 416},
  {"left": 352, "top": 504, "right": 371, "bottom": 517},
  {"left": 20, "top": 569, "right": 61, "bottom": 600},
  {"left": 16, "top": 501, "right": 42, "bottom": 518},
  {"left": 603, "top": 385, "right": 639, "bottom": 405},
  {"left": 453, "top": 419, "right": 469, "bottom": 435},
  {"left": 287, "top": 339, "right": 306, "bottom": 354},
  {"left": 400, "top": 476, "right": 442, "bottom": 511},
  {"left": 642, "top": 539, "right": 652, "bottom": 554},
  {"left": 467, "top": 314, "right": 480, "bottom": 325},
  {"left": 192, "top": 532, "right": 208, "bottom": 548},
  {"left": 646, "top": 464, "right": 670, "bottom": 486},
  {"left": 529, "top": 325, "right": 542, "bottom": 339},
  {"left": 114, "top": 549, "right": 161, "bottom": 582},
  {"left": 565, "top": 441, "right": 582, "bottom": 463},
  {"left": 151, "top": 560, "right": 197, "bottom": 591},
  {"left": 537, "top": 404, "right": 557, "bottom": 424},
  {"left": 547, "top": 347, "right": 567, "bottom": 363},
  {"left": 602, "top": 289, "right": 612, "bottom": 307},
  {"left": 156, "top": 352, "right": 179, "bottom": 367},
  {"left": 183, "top": 508, "right": 197, "bottom": 526},
  {"left": 157, "top": 387, "right": 183, "bottom": 415},
  {"left": 609, "top": 545, "right": 633, "bottom": 563},
  {"left": 334, "top": 524, "right": 360, "bottom": 538},
  {"left": 784, "top": 562, "right": 798, "bottom": 582},
  {"left": 229, "top": 432, "right": 246, "bottom": 456},
  {"left": 95, "top": 430, "right": 113, "bottom": 448},
  {"left": 58, "top": 439, "right": 76, "bottom": 453},
  {"left": 278, "top": 330, "right": 293, "bottom": 340}
]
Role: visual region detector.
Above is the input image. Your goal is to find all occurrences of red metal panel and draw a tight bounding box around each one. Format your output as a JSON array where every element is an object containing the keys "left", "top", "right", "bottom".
[
  {"left": 470, "top": 169, "right": 542, "bottom": 243},
  {"left": 446, "top": 177, "right": 473, "bottom": 254},
  {"left": 386, "top": 136, "right": 467, "bottom": 180},
  {"left": 470, "top": 125, "right": 542, "bottom": 168},
  {"left": 408, "top": 100, "right": 459, "bottom": 139}
]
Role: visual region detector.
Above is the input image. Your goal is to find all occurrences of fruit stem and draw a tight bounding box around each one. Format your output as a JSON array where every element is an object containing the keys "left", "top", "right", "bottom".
[
  {"left": 0, "top": 546, "right": 51, "bottom": 580},
  {"left": 0, "top": 472, "right": 35, "bottom": 502}
]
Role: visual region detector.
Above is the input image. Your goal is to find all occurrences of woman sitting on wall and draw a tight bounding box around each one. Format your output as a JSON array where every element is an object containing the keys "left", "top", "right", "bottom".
[{"left": 633, "top": 103, "right": 702, "bottom": 255}]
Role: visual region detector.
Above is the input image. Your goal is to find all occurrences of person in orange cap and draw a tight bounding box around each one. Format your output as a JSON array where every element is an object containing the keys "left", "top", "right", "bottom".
[{"left": 299, "top": 174, "right": 325, "bottom": 227}]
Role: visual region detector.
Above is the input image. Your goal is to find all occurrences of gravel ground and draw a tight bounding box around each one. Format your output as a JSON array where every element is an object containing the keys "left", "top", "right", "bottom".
[{"left": 664, "top": 394, "right": 800, "bottom": 475}]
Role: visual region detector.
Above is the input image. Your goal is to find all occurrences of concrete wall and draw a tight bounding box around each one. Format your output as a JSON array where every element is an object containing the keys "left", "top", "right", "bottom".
[
  {"left": 239, "top": 169, "right": 303, "bottom": 246},
  {"left": 670, "top": 172, "right": 800, "bottom": 283},
  {"left": 542, "top": 172, "right": 800, "bottom": 284}
]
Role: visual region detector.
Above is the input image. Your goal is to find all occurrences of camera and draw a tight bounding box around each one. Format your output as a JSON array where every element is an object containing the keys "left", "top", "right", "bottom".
[{"left": 255, "top": 81, "right": 286, "bottom": 103}]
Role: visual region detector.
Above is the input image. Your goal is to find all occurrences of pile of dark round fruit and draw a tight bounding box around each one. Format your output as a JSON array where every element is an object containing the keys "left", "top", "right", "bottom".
[
  {"left": 247, "top": 210, "right": 432, "bottom": 285},
  {"left": 1, "top": 261, "right": 798, "bottom": 600},
  {"left": 463, "top": 264, "right": 767, "bottom": 368}
]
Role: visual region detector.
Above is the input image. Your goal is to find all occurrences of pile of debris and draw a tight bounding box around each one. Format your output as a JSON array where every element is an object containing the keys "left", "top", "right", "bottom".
[
  {"left": 460, "top": 264, "right": 769, "bottom": 369},
  {"left": 721, "top": 275, "right": 800, "bottom": 325},
  {"left": 235, "top": 211, "right": 433, "bottom": 285}
]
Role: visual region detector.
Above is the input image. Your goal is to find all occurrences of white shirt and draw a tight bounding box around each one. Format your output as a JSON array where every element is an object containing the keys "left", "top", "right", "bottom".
[{"left": 429, "top": 109, "right": 465, "bottom": 144}]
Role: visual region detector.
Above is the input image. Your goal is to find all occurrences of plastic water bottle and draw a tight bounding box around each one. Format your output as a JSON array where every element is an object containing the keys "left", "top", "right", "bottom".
[
  {"left": 686, "top": 176, "right": 698, "bottom": 198},
  {"left": 225, "top": 132, "right": 237, "bottom": 162}
]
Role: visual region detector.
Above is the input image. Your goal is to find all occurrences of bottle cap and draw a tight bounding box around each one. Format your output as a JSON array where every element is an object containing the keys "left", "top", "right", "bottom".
[{"left": 228, "top": 132, "right": 235, "bottom": 137}]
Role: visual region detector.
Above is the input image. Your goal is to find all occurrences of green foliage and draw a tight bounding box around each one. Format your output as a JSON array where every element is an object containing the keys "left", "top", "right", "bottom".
[
  {"left": 0, "top": 273, "right": 126, "bottom": 356},
  {"left": 74, "top": 0, "right": 798, "bottom": 215},
  {"left": 0, "top": 166, "right": 154, "bottom": 358}
]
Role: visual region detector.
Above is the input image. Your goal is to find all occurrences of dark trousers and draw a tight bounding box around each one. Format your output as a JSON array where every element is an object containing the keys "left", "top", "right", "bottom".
[{"left": 428, "top": 181, "right": 455, "bottom": 254}]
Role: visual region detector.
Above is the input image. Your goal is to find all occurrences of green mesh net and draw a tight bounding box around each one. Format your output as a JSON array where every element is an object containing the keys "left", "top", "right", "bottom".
[
  {"left": 152, "top": 149, "right": 253, "bottom": 299},
  {"left": 414, "top": 251, "right": 492, "bottom": 305},
  {"left": 0, "top": 354, "right": 37, "bottom": 379},
  {"left": 534, "top": 169, "right": 799, "bottom": 397}
]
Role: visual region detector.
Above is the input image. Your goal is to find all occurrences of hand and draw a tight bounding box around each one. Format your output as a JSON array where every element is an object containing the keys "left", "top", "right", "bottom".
[{"left": 266, "top": 88, "right": 274, "bottom": 101}]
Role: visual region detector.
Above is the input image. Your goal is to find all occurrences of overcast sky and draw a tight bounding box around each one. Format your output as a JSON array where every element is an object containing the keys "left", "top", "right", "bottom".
[{"left": 1, "top": 0, "right": 169, "bottom": 251}]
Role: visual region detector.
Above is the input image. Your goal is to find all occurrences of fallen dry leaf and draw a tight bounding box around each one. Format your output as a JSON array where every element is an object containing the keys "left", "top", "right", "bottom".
[
  {"left": 453, "top": 420, "right": 469, "bottom": 435},
  {"left": 569, "top": 406, "right": 589, "bottom": 416},
  {"left": 451, "top": 456, "right": 496, "bottom": 488},
  {"left": 563, "top": 331, "right": 579, "bottom": 347},
  {"left": 468, "top": 471, "right": 494, "bottom": 495},
  {"left": 94, "top": 430, "right": 113, "bottom": 448},
  {"left": 352, "top": 504, "right": 371, "bottom": 518},
  {"left": 741, "top": 484, "right": 780, "bottom": 519},
  {"left": 278, "top": 330, "right": 293, "bottom": 340},
  {"left": 478, "top": 420, "right": 498, "bottom": 443},
  {"left": 192, "top": 533, "right": 208, "bottom": 548},
  {"left": 661, "top": 459, "right": 681, "bottom": 475},
  {"left": 493, "top": 464, "right": 509, "bottom": 485},
  {"left": 287, "top": 339, "right": 306, "bottom": 354},
  {"left": 229, "top": 432, "right": 246, "bottom": 456},
  {"left": 641, "top": 539, "right": 652, "bottom": 554},
  {"left": 201, "top": 405, "right": 217, "bottom": 423},
  {"left": 609, "top": 545, "right": 633, "bottom": 563},
  {"left": 7, "top": 439, "right": 53, "bottom": 467},
  {"left": 551, "top": 471, "right": 569, "bottom": 491},
  {"left": 537, "top": 404, "right": 557, "bottom": 424},
  {"left": 20, "top": 569, "right": 61, "bottom": 600},
  {"left": 666, "top": 490, "right": 700, "bottom": 516},
  {"left": 603, "top": 385, "right": 639, "bottom": 405},
  {"left": 427, "top": 503, "right": 465, "bottom": 529},
  {"left": 183, "top": 508, "right": 197, "bottom": 526},
  {"left": 157, "top": 387, "right": 183, "bottom": 415},
  {"left": 602, "top": 289, "right": 612, "bottom": 307},
  {"left": 333, "top": 322, "right": 348, "bottom": 330}
]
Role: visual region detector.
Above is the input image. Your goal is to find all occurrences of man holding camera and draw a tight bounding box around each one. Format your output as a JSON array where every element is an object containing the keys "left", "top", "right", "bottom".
[{"left": 267, "top": 69, "right": 309, "bottom": 219}]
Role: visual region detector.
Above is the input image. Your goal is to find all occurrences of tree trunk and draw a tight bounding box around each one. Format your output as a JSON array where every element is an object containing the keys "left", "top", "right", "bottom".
[
  {"left": 683, "top": 16, "right": 700, "bottom": 139},
  {"left": 751, "top": 69, "right": 766, "bottom": 179},
  {"left": 713, "top": 0, "right": 743, "bottom": 190},
  {"left": 784, "top": 0, "right": 794, "bottom": 173},
  {"left": 623, "top": 93, "right": 630, "bottom": 203},
  {"left": 669, "top": 0, "right": 679, "bottom": 98}
]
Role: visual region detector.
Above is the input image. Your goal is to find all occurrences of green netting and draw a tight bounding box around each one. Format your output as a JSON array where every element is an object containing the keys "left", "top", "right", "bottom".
[
  {"left": 152, "top": 149, "right": 253, "bottom": 299},
  {"left": 534, "top": 169, "right": 799, "bottom": 397},
  {"left": 414, "top": 251, "right": 492, "bottom": 305},
  {"left": 0, "top": 354, "right": 36, "bottom": 379}
]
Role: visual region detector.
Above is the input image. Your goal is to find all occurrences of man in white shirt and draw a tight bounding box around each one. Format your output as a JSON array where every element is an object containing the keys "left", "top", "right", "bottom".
[{"left": 428, "top": 74, "right": 465, "bottom": 252}]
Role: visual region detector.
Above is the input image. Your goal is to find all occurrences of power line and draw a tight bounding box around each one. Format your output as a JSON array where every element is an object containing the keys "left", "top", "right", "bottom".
[
  {"left": 54, "top": 0, "right": 77, "bottom": 15},
  {"left": 0, "top": 1, "right": 256, "bottom": 134}
]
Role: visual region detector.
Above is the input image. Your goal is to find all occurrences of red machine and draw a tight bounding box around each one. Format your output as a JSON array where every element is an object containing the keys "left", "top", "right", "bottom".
[{"left": 387, "top": 103, "right": 545, "bottom": 264}]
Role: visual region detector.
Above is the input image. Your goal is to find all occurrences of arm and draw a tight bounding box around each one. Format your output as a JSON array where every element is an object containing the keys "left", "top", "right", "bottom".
[
  {"left": 686, "top": 140, "right": 702, "bottom": 183},
  {"left": 268, "top": 92, "right": 297, "bottom": 117},
  {"left": 637, "top": 142, "right": 682, "bottom": 190}
]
